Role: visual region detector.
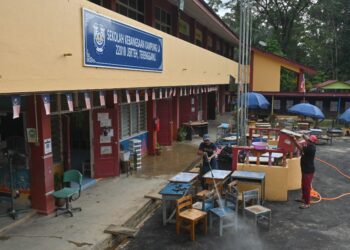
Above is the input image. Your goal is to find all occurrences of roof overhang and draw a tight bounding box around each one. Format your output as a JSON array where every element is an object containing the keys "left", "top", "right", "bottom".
[
  {"left": 167, "top": 0, "right": 239, "bottom": 45},
  {"left": 252, "top": 48, "right": 316, "bottom": 75}
]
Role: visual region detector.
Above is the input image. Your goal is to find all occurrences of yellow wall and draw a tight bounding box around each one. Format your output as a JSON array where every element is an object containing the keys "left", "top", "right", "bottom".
[
  {"left": 287, "top": 157, "right": 301, "bottom": 190},
  {"left": 0, "top": 0, "right": 238, "bottom": 94},
  {"left": 237, "top": 163, "right": 288, "bottom": 201},
  {"left": 252, "top": 52, "right": 300, "bottom": 92}
]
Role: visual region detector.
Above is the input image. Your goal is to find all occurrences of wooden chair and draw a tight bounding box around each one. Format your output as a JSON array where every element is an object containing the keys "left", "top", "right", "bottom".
[
  {"left": 243, "top": 189, "right": 271, "bottom": 227},
  {"left": 176, "top": 196, "right": 207, "bottom": 241}
]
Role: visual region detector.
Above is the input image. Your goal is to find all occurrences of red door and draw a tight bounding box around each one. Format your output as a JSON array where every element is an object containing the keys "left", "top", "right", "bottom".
[
  {"left": 93, "top": 109, "right": 119, "bottom": 178},
  {"left": 157, "top": 99, "right": 173, "bottom": 146}
]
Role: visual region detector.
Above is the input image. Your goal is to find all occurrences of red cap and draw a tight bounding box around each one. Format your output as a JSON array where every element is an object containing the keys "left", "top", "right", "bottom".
[{"left": 309, "top": 135, "right": 318, "bottom": 143}]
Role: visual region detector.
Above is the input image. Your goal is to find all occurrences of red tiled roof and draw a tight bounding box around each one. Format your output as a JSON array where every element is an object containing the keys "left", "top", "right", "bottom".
[{"left": 314, "top": 80, "right": 338, "bottom": 88}]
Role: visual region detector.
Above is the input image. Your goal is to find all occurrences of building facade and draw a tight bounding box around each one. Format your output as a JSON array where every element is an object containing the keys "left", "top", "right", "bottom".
[{"left": 0, "top": 0, "right": 238, "bottom": 214}]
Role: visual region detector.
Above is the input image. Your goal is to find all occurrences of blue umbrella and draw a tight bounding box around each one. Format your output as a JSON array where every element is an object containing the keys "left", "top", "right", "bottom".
[
  {"left": 241, "top": 92, "right": 270, "bottom": 109},
  {"left": 339, "top": 108, "right": 350, "bottom": 123},
  {"left": 288, "top": 103, "right": 325, "bottom": 119}
]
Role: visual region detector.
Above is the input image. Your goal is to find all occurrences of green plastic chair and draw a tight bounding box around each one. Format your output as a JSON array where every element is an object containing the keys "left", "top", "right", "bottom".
[{"left": 52, "top": 170, "right": 83, "bottom": 217}]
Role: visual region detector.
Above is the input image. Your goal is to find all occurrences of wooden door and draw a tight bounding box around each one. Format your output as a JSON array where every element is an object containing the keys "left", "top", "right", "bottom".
[{"left": 92, "top": 109, "right": 119, "bottom": 178}]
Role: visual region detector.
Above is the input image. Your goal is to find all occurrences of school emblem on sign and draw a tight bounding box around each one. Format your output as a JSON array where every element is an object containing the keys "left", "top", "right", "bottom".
[{"left": 93, "top": 23, "right": 106, "bottom": 54}]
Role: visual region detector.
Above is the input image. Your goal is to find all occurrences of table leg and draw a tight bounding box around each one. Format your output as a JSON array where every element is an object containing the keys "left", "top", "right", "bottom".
[{"left": 162, "top": 200, "right": 167, "bottom": 226}]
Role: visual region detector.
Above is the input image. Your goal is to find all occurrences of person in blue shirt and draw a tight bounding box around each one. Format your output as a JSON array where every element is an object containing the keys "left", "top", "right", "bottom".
[{"left": 197, "top": 134, "right": 218, "bottom": 188}]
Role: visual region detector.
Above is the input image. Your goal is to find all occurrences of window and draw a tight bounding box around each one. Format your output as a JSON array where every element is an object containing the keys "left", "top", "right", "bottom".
[
  {"left": 286, "top": 100, "right": 294, "bottom": 109},
  {"left": 195, "top": 29, "right": 203, "bottom": 46},
  {"left": 179, "top": 18, "right": 190, "bottom": 37},
  {"left": 120, "top": 102, "right": 147, "bottom": 138},
  {"left": 207, "top": 36, "right": 213, "bottom": 49},
  {"left": 274, "top": 100, "right": 281, "bottom": 110},
  {"left": 155, "top": 7, "right": 171, "bottom": 34},
  {"left": 315, "top": 101, "right": 323, "bottom": 110},
  {"left": 330, "top": 101, "right": 338, "bottom": 112},
  {"left": 117, "top": 0, "right": 145, "bottom": 23}
]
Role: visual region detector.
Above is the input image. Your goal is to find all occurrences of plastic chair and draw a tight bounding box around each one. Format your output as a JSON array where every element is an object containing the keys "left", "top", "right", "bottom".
[{"left": 52, "top": 170, "right": 83, "bottom": 217}]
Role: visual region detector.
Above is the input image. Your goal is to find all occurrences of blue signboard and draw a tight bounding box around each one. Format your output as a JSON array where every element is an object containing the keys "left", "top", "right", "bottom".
[{"left": 83, "top": 8, "right": 163, "bottom": 72}]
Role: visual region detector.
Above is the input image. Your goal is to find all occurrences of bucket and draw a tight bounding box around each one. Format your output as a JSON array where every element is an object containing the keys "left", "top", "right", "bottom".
[
  {"left": 120, "top": 151, "right": 130, "bottom": 161},
  {"left": 252, "top": 142, "right": 267, "bottom": 150}
]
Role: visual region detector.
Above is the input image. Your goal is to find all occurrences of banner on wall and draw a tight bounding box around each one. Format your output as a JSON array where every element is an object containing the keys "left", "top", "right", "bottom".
[{"left": 83, "top": 8, "right": 163, "bottom": 72}]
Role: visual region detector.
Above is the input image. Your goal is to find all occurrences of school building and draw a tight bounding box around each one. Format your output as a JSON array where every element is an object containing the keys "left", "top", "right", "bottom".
[{"left": 0, "top": 0, "right": 238, "bottom": 214}]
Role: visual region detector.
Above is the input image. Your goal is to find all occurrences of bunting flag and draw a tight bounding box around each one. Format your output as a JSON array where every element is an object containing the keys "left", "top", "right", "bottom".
[
  {"left": 180, "top": 88, "right": 183, "bottom": 96},
  {"left": 189, "top": 87, "right": 192, "bottom": 95},
  {"left": 184, "top": 87, "right": 187, "bottom": 96},
  {"left": 126, "top": 90, "right": 131, "bottom": 103},
  {"left": 159, "top": 88, "right": 163, "bottom": 99},
  {"left": 113, "top": 90, "right": 118, "bottom": 104},
  {"left": 152, "top": 89, "right": 155, "bottom": 100},
  {"left": 300, "top": 73, "right": 306, "bottom": 93},
  {"left": 66, "top": 93, "right": 74, "bottom": 112},
  {"left": 169, "top": 88, "right": 173, "bottom": 97},
  {"left": 11, "top": 95, "right": 21, "bottom": 119},
  {"left": 42, "top": 94, "right": 51, "bottom": 115},
  {"left": 144, "top": 89, "right": 148, "bottom": 101},
  {"left": 173, "top": 88, "right": 176, "bottom": 97},
  {"left": 136, "top": 89, "right": 140, "bottom": 102},
  {"left": 201, "top": 87, "right": 204, "bottom": 93},
  {"left": 99, "top": 91, "right": 105, "bottom": 106},
  {"left": 84, "top": 92, "right": 91, "bottom": 109},
  {"left": 165, "top": 88, "right": 168, "bottom": 98}
]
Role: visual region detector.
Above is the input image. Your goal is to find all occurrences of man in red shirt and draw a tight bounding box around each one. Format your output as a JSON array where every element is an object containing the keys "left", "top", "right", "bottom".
[{"left": 292, "top": 134, "right": 317, "bottom": 209}]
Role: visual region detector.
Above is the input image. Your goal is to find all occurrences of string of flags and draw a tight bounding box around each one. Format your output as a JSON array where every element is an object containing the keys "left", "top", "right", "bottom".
[{"left": 10, "top": 86, "right": 218, "bottom": 118}]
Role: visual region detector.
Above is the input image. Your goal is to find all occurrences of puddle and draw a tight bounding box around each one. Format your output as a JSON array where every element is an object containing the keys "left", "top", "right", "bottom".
[{"left": 135, "top": 143, "right": 199, "bottom": 177}]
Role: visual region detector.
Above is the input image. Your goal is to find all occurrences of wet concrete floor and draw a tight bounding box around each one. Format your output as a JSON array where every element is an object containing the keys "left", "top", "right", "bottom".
[
  {"left": 135, "top": 142, "right": 199, "bottom": 177},
  {"left": 124, "top": 137, "right": 350, "bottom": 250}
]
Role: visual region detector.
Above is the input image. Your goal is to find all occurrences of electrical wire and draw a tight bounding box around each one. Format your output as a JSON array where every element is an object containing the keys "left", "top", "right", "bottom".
[{"left": 310, "top": 157, "right": 350, "bottom": 203}]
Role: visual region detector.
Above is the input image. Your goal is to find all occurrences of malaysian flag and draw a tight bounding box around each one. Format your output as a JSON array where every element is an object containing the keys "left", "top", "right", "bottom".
[
  {"left": 66, "top": 93, "right": 73, "bottom": 112},
  {"left": 113, "top": 90, "right": 118, "bottom": 104},
  {"left": 99, "top": 91, "right": 105, "bottom": 106},
  {"left": 165, "top": 88, "right": 168, "bottom": 98},
  {"left": 11, "top": 95, "right": 21, "bottom": 119},
  {"left": 189, "top": 87, "right": 192, "bottom": 95},
  {"left": 173, "top": 88, "right": 176, "bottom": 97},
  {"left": 300, "top": 73, "right": 306, "bottom": 93},
  {"left": 136, "top": 89, "right": 140, "bottom": 102},
  {"left": 84, "top": 92, "right": 91, "bottom": 109},
  {"left": 184, "top": 87, "right": 187, "bottom": 96},
  {"left": 159, "top": 89, "right": 163, "bottom": 99},
  {"left": 144, "top": 89, "right": 148, "bottom": 101},
  {"left": 42, "top": 94, "right": 51, "bottom": 115},
  {"left": 169, "top": 88, "right": 173, "bottom": 97},
  {"left": 126, "top": 90, "right": 131, "bottom": 103},
  {"left": 152, "top": 89, "right": 155, "bottom": 100}
]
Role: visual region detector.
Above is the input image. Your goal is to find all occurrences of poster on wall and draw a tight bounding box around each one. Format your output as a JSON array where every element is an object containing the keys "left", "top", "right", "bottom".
[
  {"left": 101, "top": 146, "right": 112, "bottom": 155},
  {"left": 44, "top": 138, "right": 52, "bottom": 155},
  {"left": 83, "top": 8, "right": 163, "bottom": 72},
  {"left": 330, "top": 101, "right": 338, "bottom": 112}
]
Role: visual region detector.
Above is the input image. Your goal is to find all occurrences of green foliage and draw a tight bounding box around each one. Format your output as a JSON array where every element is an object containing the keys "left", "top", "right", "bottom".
[
  {"left": 280, "top": 68, "right": 298, "bottom": 92},
  {"left": 177, "top": 126, "right": 187, "bottom": 141}
]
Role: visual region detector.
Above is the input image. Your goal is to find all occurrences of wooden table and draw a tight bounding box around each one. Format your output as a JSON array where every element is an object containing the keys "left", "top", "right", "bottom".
[
  {"left": 231, "top": 170, "right": 266, "bottom": 203},
  {"left": 182, "top": 121, "right": 208, "bottom": 140},
  {"left": 159, "top": 182, "right": 192, "bottom": 226},
  {"left": 203, "top": 170, "right": 232, "bottom": 192}
]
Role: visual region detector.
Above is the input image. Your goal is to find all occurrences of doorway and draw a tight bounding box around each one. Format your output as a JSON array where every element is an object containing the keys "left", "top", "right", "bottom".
[
  {"left": 207, "top": 92, "right": 217, "bottom": 120},
  {"left": 68, "top": 111, "right": 91, "bottom": 177}
]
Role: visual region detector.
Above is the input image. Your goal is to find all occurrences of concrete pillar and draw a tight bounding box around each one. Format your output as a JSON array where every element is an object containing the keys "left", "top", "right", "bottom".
[
  {"left": 147, "top": 93, "right": 157, "bottom": 155},
  {"left": 27, "top": 95, "right": 55, "bottom": 214}
]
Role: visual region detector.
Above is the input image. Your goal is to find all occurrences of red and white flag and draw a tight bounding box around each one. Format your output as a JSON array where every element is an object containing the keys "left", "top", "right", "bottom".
[
  {"left": 126, "top": 90, "right": 131, "bottom": 103},
  {"left": 66, "top": 93, "right": 73, "bottom": 112},
  {"left": 300, "top": 73, "right": 306, "bottom": 93},
  {"left": 165, "top": 88, "right": 168, "bottom": 98},
  {"left": 11, "top": 96, "right": 21, "bottom": 119},
  {"left": 169, "top": 88, "right": 173, "bottom": 97},
  {"left": 173, "top": 88, "right": 176, "bottom": 97},
  {"left": 42, "top": 94, "right": 51, "bottom": 115},
  {"left": 144, "top": 89, "right": 148, "bottom": 101},
  {"left": 184, "top": 87, "right": 187, "bottom": 96},
  {"left": 136, "top": 90, "right": 140, "bottom": 102},
  {"left": 99, "top": 91, "right": 105, "bottom": 106},
  {"left": 84, "top": 92, "right": 91, "bottom": 109},
  {"left": 159, "top": 89, "right": 163, "bottom": 99},
  {"left": 152, "top": 89, "right": 155, "bottom": 100},
  {"left": 180, "top": 88, "right": 183, "bottom": 96},
  {"left": 113, "top": 90, "right": 118, "bottom": 104}
]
